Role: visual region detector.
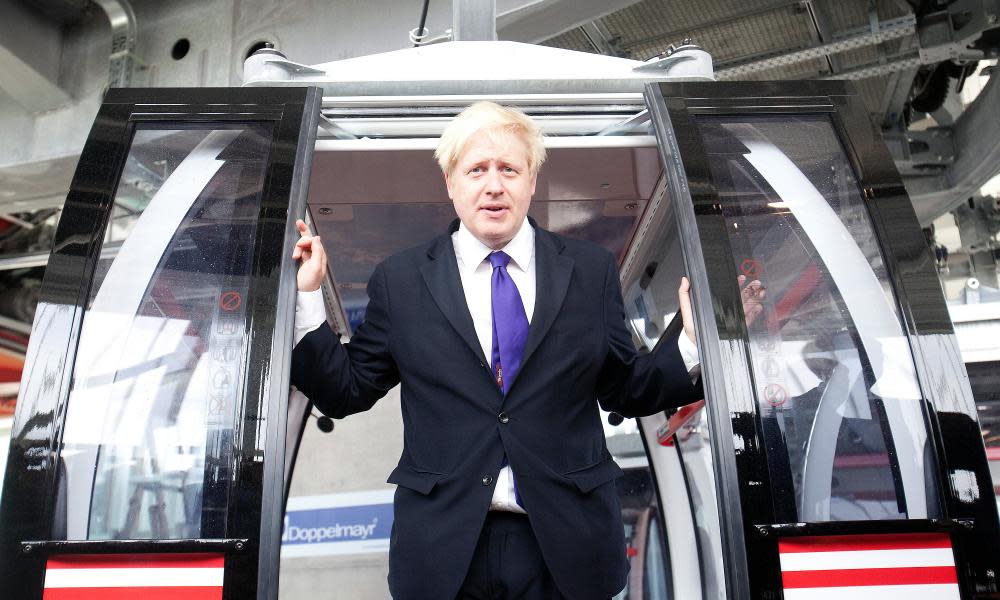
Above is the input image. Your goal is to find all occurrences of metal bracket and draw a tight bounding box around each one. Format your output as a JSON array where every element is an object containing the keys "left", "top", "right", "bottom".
[
  {"left": 918, "top": 0, "right": 997, "bottom": 64},
  {"left": 263, "top": 58, "right": 326, "bottom": 76},
  {"left": 95, "top": 0, "right": 138, "bottom": 88},
  {"left": 884, "top": 127, "right": 956, "bottom": 175},
  {"left": 597, "top": 109, "right": 650, "bottom": 136},
  {"left": 317, "top": 115, "right": 358, "bottom": 140},
  {"left": 633, "top": 40, "right": 702, "bottom": 72}
]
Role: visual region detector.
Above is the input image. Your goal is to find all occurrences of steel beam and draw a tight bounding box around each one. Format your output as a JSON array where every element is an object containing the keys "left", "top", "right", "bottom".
[
  {"left": 94, "top": 0, "right": 138, "bottom": 88},
  {"left": 820, "top": 53, "right": 922, "bottom": 80},
  {"left": 620, "top": 0, "right": 802, "bottom": 53},
  {"left": 906, "top": 72, "right": 1000, "bottom": 225},
  {"left": 581, "top": 21, "right": 625, "bottom": 57},
  {"left": 497, "top": 0, "right": 641, "bottom": 44},
  {"left": 454, "top": 0, "right": 497, "bottom": 41},
  {"left": 0, "top": 1, "right": 72, "bottom": 112},
  {"left": 879, "top": 32, "right": 920, "bottom": 129},
  {"left": 715, "top": 14, "right": 917, "bottom": 80},
  {"left": 802, "top": 0, "right": 840, "bottom": 75}
]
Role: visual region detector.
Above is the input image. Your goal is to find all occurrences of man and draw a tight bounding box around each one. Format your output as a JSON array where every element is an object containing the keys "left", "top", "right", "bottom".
[{"left": 291, "top": 102, "right": 702, "bottom": 599}]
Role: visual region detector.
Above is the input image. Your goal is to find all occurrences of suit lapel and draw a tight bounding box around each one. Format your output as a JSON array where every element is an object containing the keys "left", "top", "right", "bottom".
[
  {"left": 419, "top": 231, "right": 489, "bottom": 366},
  {"left": 513, "top": 225, "right": 574, "bottom": 389},
  {"left": 418, "top": 220, "right": 574, "bottom": 392}
]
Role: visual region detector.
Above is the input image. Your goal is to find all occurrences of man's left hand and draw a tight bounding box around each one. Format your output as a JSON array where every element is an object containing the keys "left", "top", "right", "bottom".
[
  {"left": 678, "top": 276, "right": 695, "bottom": 344},
  {"left": 678, "top": 274, "right": 768, "bottom": 347}
]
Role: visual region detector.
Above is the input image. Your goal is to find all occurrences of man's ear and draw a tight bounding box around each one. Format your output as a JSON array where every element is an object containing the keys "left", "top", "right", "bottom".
[
  {"left": 444, "top": 171, "right": 454, "bottom": 200},
  {"left": 529, "top": 172, "right": 537, "bottom": 197}
]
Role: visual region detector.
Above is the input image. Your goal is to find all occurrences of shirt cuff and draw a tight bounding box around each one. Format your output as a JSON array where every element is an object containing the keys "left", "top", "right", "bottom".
[
  {"left": 295, "top": 289, "right": 327, "bottom": 346},
  {"left": 677, "top": 330, "right": 701, "bottom": 379}
]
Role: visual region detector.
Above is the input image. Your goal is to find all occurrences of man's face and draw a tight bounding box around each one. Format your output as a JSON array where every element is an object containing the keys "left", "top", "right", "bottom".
[{"left": 445, "top": 129, "right": 536, "bottom": 250}]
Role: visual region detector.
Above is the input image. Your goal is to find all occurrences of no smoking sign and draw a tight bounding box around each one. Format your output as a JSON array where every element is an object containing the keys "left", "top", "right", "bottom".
[
  {"left": 740, "top": 259, "right": 762, "bottom": 279},
  {"left": 220, "top": 291, "right": 242, "bottom": 312},
  {"left": 762, "top": 383, "right": 788, "bottom": 407}
]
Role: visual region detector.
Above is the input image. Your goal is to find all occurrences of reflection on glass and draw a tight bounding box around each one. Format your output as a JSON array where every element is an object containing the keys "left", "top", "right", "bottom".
[
  {"left": 620, "top": 182, "right": 687, "bottom": 352},
  {"left": 620, "top": 177, "right": 720, "bottom": 598},
  {"left": 643, "top": 516, "right": 669, "bottom": 600},
  {"left": 614, "top": 467, "right": 672, "bottom": 600},
  {"left": 676, "top": 410, "right": 726, "bottom": 600},
  {"left": 696, "top": 114, "right": 939, "bottom": 522},
  {"left": 58, "top": 124, "right": 273, "bottom": 540}
]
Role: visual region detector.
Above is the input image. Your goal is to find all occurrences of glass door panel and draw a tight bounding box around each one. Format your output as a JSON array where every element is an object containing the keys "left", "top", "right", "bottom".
[
  {"left": 694, "top": 114, "right": 938, "bottom": 522},
  {"left": 60, "top": 124, "right": 273, "bottom": 540}
]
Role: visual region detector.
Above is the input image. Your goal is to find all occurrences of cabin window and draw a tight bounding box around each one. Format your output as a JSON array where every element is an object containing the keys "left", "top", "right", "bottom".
[{"left": 56, "top": 124, "right": 273, "bottom": 540}]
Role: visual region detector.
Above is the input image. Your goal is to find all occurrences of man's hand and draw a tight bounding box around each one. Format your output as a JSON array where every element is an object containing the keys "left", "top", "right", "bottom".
[
  {"left": 678, "top": 274, "right": 767, "bottom": 345},
  {"left": 293, "top": 219, "right": 327, "bottom": 292},
  {"left": 739, "top": 274, "right": 765, "bottom": 327},
  {"left": 678, "top": 276, "right": 695, "bottom": 344}
]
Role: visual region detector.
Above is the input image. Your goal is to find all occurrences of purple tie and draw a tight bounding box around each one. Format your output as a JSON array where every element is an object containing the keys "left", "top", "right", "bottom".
[
  {"left": 490, "top": 251, "right": 528, "bottom": 508},
  {"left": 489, "top": 251, "right": 529, "bottom": 396}
]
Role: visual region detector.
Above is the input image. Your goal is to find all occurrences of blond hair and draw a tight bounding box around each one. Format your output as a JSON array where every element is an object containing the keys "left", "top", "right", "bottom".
[{"left": 435, "top": 101, "right": 546, "bottom": 176}]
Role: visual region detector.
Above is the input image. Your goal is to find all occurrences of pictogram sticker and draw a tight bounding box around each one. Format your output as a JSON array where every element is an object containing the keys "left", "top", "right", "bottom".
[
  {"left": 740, "top": 259, "right": 763, "bottom": 278},
  {"left": 209, "top": 394, "right": 226, "bottom": 415},
  {"left": 217, "top": 318, "right": 238, "bottom": 335},
  {"left": 756, "top": 336, "right": 777, "bottom": 352},
  {"left": 763, "top": 383, "right": 788, "bottom": 407},
  {"left": 220, "top": 291, "right": 242, "bottom": 312},
  {"left": 761, "top": 357, "right": 781, "bottom": 378},
  {"left": 213, "top": 344, "right": 240, "bottom": 363},
  {"left": 213, "top": 369, "right": 232, "bottom": 390}
]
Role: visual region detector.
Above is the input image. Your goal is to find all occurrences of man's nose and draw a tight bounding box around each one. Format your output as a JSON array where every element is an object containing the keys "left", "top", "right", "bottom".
[{"left": 484, "top": 168, "right": 504, "bottom": 194}]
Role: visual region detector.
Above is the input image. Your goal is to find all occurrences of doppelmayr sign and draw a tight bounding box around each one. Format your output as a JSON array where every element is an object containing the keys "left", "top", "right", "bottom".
[{"left": 282, "top": 489, "right": 394, "bottom": 557}]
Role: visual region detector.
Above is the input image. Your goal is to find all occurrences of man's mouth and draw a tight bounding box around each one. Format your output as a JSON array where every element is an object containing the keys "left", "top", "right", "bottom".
[{"left": 480, "top": 205, "right": 508, "bottom": 214}]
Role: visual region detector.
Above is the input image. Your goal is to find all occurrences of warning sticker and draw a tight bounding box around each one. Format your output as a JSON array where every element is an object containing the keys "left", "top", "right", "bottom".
[
  {"left": 220, "top": 291, "right": 242, "bottom": 312},
  {"left": 740, "top": 259, "right": 762, "bottom": 279},
  {"left": 762, "top": 383, "right": 788, "bottom": 407}
]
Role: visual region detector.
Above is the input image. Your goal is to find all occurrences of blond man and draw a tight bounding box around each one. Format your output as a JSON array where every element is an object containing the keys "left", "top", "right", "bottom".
[{"left": 292, "top": 102, "right": 700, "bottom": 599}]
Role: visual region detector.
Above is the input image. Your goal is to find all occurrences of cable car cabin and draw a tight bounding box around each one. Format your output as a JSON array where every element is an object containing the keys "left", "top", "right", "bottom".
[{"left": 1, "top": 41, "right": 997, "bottom": 600}]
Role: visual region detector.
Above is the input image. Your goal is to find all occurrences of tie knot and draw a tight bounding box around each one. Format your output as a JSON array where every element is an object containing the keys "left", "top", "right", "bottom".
[{"left": 488, "top": 251, "right": 512, "bottom": 269}]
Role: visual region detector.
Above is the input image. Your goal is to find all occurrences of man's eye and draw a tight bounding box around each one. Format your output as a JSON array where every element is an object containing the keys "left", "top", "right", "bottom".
[
  {"left": 502, "top": 166, "right": 516, "bottom": 173},
  {"left": 469, "top": 166, "right": 484, "bottom": 174}
]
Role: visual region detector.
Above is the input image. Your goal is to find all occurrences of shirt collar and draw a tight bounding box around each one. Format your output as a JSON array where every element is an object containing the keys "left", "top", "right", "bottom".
[{"left": 453, "top": 218, "right": 534, "bottom": 274}]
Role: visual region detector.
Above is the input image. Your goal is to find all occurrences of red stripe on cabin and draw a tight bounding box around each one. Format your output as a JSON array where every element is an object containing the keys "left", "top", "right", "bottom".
[
  {"left": 46, "top": 553, "right": 224, "bottom": 570},
  {"left": 43, "top": 587, "right": 222, "bottom": 600},
  {"left": 782, "top": 566, "right": 958, "bottom": 589},
  {"left": 778, "top": 533, "right": 952, "bottom": 553}
]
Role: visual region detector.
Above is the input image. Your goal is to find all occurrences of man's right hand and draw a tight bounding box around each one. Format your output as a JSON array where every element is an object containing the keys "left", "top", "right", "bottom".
[{"left": 293, "top": 219, "right": 327, "bottom": 292}]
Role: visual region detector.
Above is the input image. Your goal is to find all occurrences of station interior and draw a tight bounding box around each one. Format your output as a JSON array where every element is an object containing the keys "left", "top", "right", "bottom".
[{"left": 1, "top": 1, "right": 1000, "bottom": 598}]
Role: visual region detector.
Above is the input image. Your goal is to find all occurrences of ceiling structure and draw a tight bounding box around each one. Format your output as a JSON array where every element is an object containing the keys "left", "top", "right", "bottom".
[{"left": 0, "top": 0, "right": 998, "bottom": 347}]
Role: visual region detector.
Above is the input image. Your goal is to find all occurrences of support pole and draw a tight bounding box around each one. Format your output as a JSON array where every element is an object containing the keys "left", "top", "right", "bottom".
[{"left": 453, "top": 0, "right": 497, "bottom": 41}]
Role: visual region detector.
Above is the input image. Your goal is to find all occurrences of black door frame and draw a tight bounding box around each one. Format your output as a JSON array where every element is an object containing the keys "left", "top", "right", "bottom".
[
  {"left": 0, "top": 86, "right": 320, "bottom": 600},
  {"left": 644, "top": 79, "right": 1000, "bottom": 599}
]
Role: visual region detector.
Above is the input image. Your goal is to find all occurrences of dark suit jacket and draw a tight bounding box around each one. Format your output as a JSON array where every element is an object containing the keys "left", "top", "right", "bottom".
[{"left": 291, "top": 219, "right": 700, "bottom": 599}]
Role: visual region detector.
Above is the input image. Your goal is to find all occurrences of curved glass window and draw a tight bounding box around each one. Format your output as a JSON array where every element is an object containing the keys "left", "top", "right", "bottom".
[
  {"left": 57, "top": 124, "right": 273, "bottom": 540},
  {"left": 695, "top": 114, "right": 940, "bottom": 522}
]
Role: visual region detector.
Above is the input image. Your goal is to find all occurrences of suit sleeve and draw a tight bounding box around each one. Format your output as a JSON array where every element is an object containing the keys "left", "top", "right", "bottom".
[
  {"left": 596, "top": 253, "right": 703, "bottom": 418},
  {"left": 290, "top": 262, "right": 400, "bottom": 418}
]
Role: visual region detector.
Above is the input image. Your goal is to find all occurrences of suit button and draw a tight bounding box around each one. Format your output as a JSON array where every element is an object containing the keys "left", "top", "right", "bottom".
[
  {"left": 482, "top": 475, "right": 493, "bottom": 486},
  {"left": 498, "top": 412, "right": 509, "bottom": 424}
]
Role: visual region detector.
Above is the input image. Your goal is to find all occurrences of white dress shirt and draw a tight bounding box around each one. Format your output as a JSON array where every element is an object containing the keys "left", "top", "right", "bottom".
[
  {"left": 452, "top": 219, "right": 535, "bottom": 513},
  {"left": 293, "top": 218, "right": 700, "bottom": 514}
]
